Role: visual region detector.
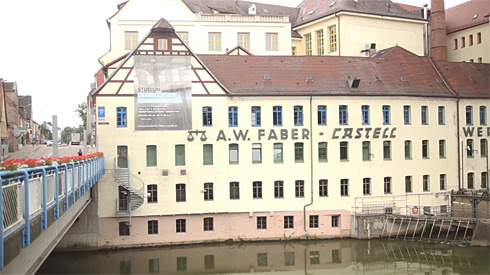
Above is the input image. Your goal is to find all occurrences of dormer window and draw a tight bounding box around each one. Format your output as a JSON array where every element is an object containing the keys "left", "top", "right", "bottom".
[{"left": 248, "top": 4, "right": 256, "bottom": 15}]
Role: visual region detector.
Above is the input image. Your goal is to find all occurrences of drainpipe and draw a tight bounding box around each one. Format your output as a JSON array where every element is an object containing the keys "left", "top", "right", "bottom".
[
  {"left": 128, "top": 154, "right": 132, "bottom": 227},
  {"left": 303, "top": 96, "right": 314, "bottom": 231},
  {"left": 335, "top": 13, "right": 341, "bottom": 56},
  {"left": 428, "top": 57, "right": 460, "bottom": 189},
  {"left": 457, "top": 101, "right": 461, "bottom": 189},
  {"left": 423, "top": 4, "right": 429, "bottom": 56}
]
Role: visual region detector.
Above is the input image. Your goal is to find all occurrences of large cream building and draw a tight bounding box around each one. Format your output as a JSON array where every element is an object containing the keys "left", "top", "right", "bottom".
[
  {"left": 445, "top": 0, "right": 489, "bottom": 63},
  {"left": 98, "top": 0, "right": 433, "bottom": 66},
  {"left": 292, "top": 0, "right": 427, "bottom": 56},
  {"left": 92, "top": 19, "right": 489, "bottom": 248},
  {"left": 99, "top": 0, "right": 296, "bottom": 66}
]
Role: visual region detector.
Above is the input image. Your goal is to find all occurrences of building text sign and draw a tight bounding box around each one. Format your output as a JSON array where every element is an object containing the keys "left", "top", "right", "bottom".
[
  {"left": 187, "top": 127, "right": 399, "bottom": 142},
  {"left": 134, "top": 55, "right": 192, "bottom": 131}
]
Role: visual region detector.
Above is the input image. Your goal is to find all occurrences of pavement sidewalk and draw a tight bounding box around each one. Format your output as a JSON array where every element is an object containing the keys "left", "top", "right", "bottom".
[{"left": 3, "top": 145, "right": 43, "bottom": 161}]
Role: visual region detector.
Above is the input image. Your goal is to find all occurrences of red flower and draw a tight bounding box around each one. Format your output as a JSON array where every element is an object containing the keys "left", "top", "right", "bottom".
[{"left": 0, "top": 152, "right": 104, "bottom": 171}]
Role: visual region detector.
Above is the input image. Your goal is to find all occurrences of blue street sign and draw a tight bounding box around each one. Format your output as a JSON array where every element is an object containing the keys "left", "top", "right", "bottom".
[{"left": 98, "top": 107, "right": 105, "bottom": 118}]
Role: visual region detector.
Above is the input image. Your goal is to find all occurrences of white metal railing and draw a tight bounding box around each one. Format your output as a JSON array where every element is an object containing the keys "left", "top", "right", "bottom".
[
  {"left": 28, "top": 178, "right": 42, "bottom": 218},
  {"left": 196, "top": 13, "right": 289, "bottom": 23},
  {"left": 2, "top": 182, "right": 22, "bottom": 233}
]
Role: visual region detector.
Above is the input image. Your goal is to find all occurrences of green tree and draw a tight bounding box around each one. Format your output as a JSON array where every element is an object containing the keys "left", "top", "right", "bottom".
[
  {"left": 61, "top": 126, "right": 74, "bottom": 144},
  {"left": 40, "top": 122, "right": 52, "bottom": 140},
  {"left": 76, "top": 102, "right": 87, "bottom": 129}
]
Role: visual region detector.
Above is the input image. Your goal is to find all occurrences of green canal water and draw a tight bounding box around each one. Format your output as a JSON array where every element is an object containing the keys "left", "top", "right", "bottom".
[{"left": 37, "top": 239, "right": 489, "bottom": 274}]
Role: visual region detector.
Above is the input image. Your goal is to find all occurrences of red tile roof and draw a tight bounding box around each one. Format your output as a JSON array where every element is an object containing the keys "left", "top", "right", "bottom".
[
  {"left": 396, "top": 3, "right": 423, "bottom": 12},
  {"left": 434, "top": 61, "right": 490, "bottom": 98},
  {"left": 198, "top": 46, "right": 457, "bottom": 98},
  {"left": 445, "top": 0, "right": 489, "bottom": 33}
]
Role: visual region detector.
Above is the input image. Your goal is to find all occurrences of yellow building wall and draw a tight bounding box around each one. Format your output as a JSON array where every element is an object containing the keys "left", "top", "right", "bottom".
[
  {"left": 447, "top": 23, "right": 489, "bottom": 63},
  {"left": 294, "top": 13, "right": 426, "bottom": 56},
  {"left": 96, "top": 95, "right": 458, "bottom": 220},
  {"left": 459, "top": 99, "right": 489, "bottom": 189}
]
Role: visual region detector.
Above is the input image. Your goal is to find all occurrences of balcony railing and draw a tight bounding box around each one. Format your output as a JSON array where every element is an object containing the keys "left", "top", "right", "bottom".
[{"left": 196, "top": 13, "right": 290, "bottom": 23}]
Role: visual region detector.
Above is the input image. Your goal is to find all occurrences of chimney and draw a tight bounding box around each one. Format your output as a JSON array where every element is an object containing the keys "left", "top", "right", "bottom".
[{"left": 430, "top": 0, "right": 447, "bottom": 61}]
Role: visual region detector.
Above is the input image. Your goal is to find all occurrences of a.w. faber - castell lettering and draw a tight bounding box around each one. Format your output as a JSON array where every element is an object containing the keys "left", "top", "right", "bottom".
[
  {"left": 462, "top": 127, "right": 490, "bottom": 137},
  {"left": 333, "top": 127, "right": 396, "bottom": 139}
]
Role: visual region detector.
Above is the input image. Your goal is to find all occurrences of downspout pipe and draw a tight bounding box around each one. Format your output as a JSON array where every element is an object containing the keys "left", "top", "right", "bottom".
[
  {"left": 423, "top": 4, "right": 429, "bottom": 56},
  {"left": 334, "top": 13, "right": 341, "bottom": 56},
  {"left": 428, "top": 57, "right": 461, "bottom": 189},
  {"left": 303, "top": 96, "right": 314, "bottom": 231}
]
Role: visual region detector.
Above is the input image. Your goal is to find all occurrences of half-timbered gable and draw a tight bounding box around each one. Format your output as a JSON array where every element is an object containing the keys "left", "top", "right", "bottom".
[{"left": 94, "top": 18, "right": 229, "bottom": 98}]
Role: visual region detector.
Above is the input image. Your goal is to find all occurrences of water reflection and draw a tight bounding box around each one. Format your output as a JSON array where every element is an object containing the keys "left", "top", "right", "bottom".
[{"left": 37, "top": 239, "right": 489, "bottom": 274}]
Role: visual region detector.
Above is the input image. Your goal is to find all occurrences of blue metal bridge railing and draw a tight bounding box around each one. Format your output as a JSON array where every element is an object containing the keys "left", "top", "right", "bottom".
[{"left": 0, "top": 155, "right": 105, "bottom": 270}]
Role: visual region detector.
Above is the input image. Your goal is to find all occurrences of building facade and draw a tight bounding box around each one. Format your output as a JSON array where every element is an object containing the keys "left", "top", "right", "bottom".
[
  {"left": 92, "top": 20, "right": 489, "bottom": 248},
  {"left": 445, "top": 0, "right": 489, "bottom": 63},
  {"left": 99, "top": 0, "right": 295, "bottom": 67},
  {"left": 292, "top": 0, "right": 427, "bottom": 56}
]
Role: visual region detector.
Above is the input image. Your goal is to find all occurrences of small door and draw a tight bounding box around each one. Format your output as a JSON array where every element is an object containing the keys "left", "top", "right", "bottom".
[{"left": 117, "top": 145, "right": 128, "bottom": 168}]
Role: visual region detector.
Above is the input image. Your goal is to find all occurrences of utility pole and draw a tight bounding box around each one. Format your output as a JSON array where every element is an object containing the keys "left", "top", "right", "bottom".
[
  {"left": 83, "top": 129, "right": 87, "bottom": 154},
  {"left": 52, "top": 115, "right": 58, "bottom": 157}
]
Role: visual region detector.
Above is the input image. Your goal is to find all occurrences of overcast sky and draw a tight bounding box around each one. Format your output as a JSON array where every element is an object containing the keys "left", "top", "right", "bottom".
[{"left": 0, "top": 0, "right": 467, "bottom": 128}]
